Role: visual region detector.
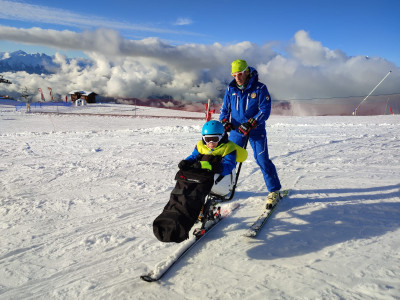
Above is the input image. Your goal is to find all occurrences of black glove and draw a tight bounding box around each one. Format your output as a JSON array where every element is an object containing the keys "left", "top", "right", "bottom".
[
  {"left": 238, "top": 118, "right": 257, "bottom": 135},
  {"left": 221, "top": 118, "right": 233, "bottom": 132},
  {"left": 192, "top": 161, "right": 213, "bottom": 171},
  {"left": 192, "top": 162, "right": 201, "bottom": 169},
  {"left": 178, "top": 160, "right": 192, "bottom": 170}
]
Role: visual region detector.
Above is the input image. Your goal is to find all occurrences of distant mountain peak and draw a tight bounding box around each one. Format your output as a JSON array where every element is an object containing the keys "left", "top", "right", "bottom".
[
  {"left": 11, "top": 50, "right": 28, "bottom": 56},
  {"left": 0, "top": 50, "right": 90, "bottom": 75}
]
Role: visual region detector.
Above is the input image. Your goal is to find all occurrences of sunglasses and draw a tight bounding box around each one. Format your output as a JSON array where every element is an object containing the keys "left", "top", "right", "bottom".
[
  {"left": 232, "top": 67, "right": 248, "bottom": 77},
  {"left": 203, "top": 135, "right": 222, "bottom": 143}
]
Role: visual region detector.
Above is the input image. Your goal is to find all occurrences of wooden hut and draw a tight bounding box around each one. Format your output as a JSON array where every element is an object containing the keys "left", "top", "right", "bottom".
[{"left": 68, "top": 91, "right": 97, "bottom": 103}]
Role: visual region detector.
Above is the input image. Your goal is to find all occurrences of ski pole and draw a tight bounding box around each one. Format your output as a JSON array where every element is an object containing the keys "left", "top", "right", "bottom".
[{"left": 226, "top": 134, "right": 250, "bottom": 201}]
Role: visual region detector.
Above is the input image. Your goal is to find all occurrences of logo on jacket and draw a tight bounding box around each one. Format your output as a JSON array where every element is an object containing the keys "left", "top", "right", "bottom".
[
  {"left": 266, "top": 95, "right": 270, "bottom": 101},
  {"left": 251, "top": 92, "right": 257, "bottom": 99}
]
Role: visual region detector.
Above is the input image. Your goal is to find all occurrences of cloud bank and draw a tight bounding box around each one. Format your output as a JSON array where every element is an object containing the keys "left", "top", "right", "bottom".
[{"left": 0, "top": 26, "right": 399, "bottom": 105}]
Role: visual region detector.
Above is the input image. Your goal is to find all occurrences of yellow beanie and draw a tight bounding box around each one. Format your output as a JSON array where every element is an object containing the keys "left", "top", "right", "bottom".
[{"left": 231, "top": 59, "right": 248, "bottom": 74}]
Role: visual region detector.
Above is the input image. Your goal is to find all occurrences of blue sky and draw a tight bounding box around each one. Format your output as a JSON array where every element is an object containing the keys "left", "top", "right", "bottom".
[
  {"left": 1, "top": 0, "right": 399, "bottom": 66},
  {"left": 0, "top": 0, "right": 399, "bottom": 103}
]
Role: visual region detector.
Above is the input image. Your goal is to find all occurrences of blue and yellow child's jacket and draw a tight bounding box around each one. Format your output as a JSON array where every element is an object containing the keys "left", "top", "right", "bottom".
[{"left": 185, "top": 138, "right": 247, "bottom": 176}]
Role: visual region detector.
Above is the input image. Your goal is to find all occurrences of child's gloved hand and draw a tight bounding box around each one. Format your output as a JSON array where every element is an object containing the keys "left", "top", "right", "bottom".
[{"left": 178, "top": 160, "right": 192, "bottom": 170}]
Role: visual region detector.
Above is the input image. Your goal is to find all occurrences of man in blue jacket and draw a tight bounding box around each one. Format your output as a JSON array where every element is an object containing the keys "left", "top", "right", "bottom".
[{"left": 220, "top": 59, "right": 281, "bottom": 209}]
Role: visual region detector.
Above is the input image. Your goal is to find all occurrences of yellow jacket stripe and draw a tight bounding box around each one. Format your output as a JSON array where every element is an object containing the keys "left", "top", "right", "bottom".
[{"left": 196, "top": 140, "right": 248, "bottom": 163}]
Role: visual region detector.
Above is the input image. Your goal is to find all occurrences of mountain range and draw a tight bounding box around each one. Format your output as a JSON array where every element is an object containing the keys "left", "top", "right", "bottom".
[{"left": 0, "top": 50, "right": 89, "bottom": 74}]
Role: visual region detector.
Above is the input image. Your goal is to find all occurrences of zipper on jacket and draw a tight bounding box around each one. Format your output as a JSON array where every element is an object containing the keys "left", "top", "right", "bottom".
[{"left": 236, "top": 93, "right": 239, "bottom": 111}]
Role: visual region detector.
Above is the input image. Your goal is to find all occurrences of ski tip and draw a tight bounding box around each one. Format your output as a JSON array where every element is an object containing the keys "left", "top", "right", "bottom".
[
  {"left": 243, "top": 231, "right": 257, "bottom": 238},
  {"left": 140, "top": 274, "right": 158, "bottom": 282}
]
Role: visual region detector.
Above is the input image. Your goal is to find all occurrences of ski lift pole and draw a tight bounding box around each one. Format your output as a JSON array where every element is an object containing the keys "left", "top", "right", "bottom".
[{"left": 353, "top": 70, "right": 392, "bottom": 116}]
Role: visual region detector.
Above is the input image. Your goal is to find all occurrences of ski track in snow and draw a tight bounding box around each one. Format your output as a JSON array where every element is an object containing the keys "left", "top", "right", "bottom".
[{"left": 0, "top": 104, "right": 399, "bottom": 299}]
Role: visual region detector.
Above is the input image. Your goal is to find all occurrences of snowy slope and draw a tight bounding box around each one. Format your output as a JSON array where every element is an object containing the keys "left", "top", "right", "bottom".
[{"left": 0, "top": 104, "right": 399, "bottom": 299}]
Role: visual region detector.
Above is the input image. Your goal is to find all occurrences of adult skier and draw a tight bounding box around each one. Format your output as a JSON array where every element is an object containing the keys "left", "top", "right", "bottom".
[{"left": 220, "top": 59, "right": 282, "bottom": 209}]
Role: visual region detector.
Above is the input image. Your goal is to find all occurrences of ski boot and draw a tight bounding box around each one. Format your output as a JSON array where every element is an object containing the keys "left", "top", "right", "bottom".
[
  {"left": 197, "top": 205, "right": 204, "bottom": 222},
  {"left": 266, "top": 191, "right": 281, "bottom": 209},
  {"left": 194, "top": 199, "right": 221, "bottom": 239}
]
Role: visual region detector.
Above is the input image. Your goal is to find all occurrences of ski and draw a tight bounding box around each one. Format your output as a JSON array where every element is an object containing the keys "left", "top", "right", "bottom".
[
  {"left": 243, "top": 189, "right": 290, "bottom": 238},
  {"left": 140, "top": 202, "right": 240, "bottom": 282}
]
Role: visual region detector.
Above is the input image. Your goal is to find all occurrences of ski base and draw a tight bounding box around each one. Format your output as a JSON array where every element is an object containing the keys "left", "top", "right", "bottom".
[{"left": 244, "top": 189, "right": 290, "bottom": 238}]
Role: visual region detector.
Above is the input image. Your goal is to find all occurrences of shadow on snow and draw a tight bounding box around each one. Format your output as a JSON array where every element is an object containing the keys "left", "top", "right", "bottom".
[{"left": 246, "top": 183, "right": 400, "bottom": 260}]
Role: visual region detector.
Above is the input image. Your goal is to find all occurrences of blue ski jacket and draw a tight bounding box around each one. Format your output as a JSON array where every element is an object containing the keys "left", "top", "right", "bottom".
[{"left": 219, "top": 67, "right": 272, "bottom": 136}]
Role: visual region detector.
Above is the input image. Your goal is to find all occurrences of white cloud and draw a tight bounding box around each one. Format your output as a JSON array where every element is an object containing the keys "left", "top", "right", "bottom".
[
  {"left": 174, "top": 18, "right": 193, "bottom": 26},
  {"left": 0, "top": 0, "right": 196, "bottom": 36},
  {"left": 0, "top": 26, "right": 398, "bottom": 104},
  {"left": 287, "top": 30, "right": 347, "bottom": 66}
]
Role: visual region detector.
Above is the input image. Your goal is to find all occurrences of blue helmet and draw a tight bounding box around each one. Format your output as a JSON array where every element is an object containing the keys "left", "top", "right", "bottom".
[{"left": 202, "top": 120, "right": 225, "bottom": 135}]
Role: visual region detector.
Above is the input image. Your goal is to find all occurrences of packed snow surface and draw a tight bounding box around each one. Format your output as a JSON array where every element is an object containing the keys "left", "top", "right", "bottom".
[{"left": 0, "top": 103, "right": 399, "bottom": 299}]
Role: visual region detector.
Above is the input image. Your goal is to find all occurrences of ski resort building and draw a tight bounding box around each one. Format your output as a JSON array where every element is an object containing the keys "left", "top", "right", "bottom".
[{"left": 68, "top": 91, "right": 97, "bottom": 103}]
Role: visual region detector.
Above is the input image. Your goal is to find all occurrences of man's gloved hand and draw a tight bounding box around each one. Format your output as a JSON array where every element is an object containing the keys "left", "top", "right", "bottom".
[
  {"left": 178, "top": 160, "right": 192, "bottom": 170},
  {"left": 192, "top": 161, "right": 212, "bottom": 171},
  {"left": 221, "top": 118, "right": 233, "bottom": 132},
  {"left": 238, "top": 118, "right": 257, "bottom": 135}
]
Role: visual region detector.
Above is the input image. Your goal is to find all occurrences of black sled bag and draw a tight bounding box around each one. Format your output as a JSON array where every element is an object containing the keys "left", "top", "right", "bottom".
[{"left": 153, "top": 168, "right": 214, "bottom": 243}]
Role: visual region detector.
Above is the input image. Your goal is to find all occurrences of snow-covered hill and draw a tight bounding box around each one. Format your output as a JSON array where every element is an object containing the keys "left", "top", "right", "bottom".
[{"left": 0, "top": 103, "right": 399, "bottom": 299}]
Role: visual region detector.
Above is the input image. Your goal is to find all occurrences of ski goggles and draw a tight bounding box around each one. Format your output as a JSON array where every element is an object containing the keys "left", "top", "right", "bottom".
[{"left": 203, "top": 135, "right": 222, "bottom": 143}]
